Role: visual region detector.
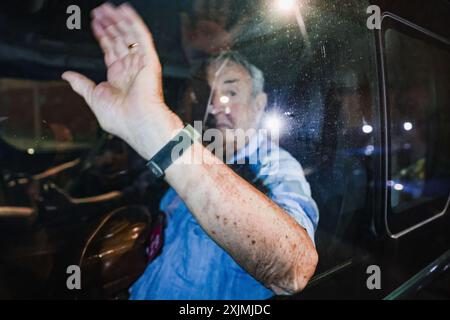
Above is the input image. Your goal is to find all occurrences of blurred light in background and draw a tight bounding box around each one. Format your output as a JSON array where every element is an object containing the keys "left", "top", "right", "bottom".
[
  {"left": 362, "top": 124, "right": 373, "bottom": 134},
  {"left": 364, "top": 145, "right": 375, "bottom": 156},
  {"left": 403, "top": 122, "right": 413, "bottom": 131},
  {"left": 275, "top": 0, "right": 297, "bottom": 13}
]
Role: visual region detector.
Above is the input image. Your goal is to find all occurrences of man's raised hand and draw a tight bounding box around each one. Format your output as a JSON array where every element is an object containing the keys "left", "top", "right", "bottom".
[{"left": 62, "top": 2, "right": 182, "bottom": 160}]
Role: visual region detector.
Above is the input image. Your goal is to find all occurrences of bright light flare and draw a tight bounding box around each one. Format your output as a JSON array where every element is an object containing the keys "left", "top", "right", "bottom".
[
  {"left": 220, "top": 96, "right": 230, "bottom": 104},
  {"left": 264, "top": 114, "right": 283, "bottom": 134},
  {"left": 275, "top": 0, "right": 297, "bottom": 13},
  {"left": 362, "top": 125, "right": 373, "bottom": 134},
  {"left": 364, "top": 145, "right": 375, "bottom": 156},
  {"left": 403, "top": 122, "right": 413, "bottom": 131}
]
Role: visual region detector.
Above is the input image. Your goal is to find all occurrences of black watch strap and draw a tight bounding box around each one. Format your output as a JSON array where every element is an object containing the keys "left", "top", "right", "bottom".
[{"left": 146, "top": 124, "right": 201, "bottom": 179}]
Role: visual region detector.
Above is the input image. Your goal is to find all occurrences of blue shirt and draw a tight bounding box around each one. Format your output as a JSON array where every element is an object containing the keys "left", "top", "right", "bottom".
[{"left": 130, "top": 136, "right": 319, "bottom": 300}]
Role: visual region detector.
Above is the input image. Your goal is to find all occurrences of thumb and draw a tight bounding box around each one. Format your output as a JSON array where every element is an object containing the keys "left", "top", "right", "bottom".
[{"left": 62, "top": 71, "right": 96, "bottom": 106}]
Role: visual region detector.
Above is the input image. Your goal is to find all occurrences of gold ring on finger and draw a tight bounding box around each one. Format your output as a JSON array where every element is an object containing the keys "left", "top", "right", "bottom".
[{"left": 128, "top": 42, "right": 139, "bottom": 50}]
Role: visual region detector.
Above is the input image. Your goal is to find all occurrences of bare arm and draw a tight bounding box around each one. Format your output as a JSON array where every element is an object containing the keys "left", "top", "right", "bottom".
[
  {"left": 166, "top": 143, "right": 318, "bottom": 294},
  {"left": 62, "top": 2, "right": 318, "bottom": 294}
]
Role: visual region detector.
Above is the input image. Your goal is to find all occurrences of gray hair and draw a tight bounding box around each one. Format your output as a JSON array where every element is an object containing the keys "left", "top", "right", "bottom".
[{"left": 208, "top": 51, "right": 265, "bottom": 96}]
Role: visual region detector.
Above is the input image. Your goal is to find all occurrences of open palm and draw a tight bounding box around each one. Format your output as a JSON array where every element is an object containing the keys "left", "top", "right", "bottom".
[{"left": 62, "top": 3, "right": 179, "bottom": 159}]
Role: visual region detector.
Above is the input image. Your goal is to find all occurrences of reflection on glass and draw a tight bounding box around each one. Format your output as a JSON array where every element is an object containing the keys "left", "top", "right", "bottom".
[
  {"left": 403, "top": 122, "right": 413, "bottom": 131},
  {"left": 0, "top": 78, "right": 98, "bottom": 153},
  {"left": 275, "top": 0, "right": 297, "bottom": 13},
  {"left": 385, "top": 27, "right": 450, "bottom": 213},
  {"left": 220, "top": 96, "right": 230, "bottom": 104},
  {"left": 362, "top": 124, "right": 373, "bottom": 134},
  {"left": 263, "top": 113, "right": 283, "bottom": 134}
]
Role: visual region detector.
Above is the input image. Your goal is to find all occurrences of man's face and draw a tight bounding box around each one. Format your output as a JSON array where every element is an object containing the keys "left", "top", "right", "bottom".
[{"left": 205, "top": 61, "right": 267, "bottom": 140}]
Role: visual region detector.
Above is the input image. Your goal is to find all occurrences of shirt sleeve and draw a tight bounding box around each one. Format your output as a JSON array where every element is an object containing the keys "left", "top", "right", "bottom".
[{"left": 257, "top": 148, "right": 319, "bottom": 245}]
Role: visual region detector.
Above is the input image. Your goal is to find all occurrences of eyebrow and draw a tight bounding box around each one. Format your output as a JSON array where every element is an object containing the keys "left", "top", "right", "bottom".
[{"left": 223, "top": 79, "right": 240, "bottom": 85}]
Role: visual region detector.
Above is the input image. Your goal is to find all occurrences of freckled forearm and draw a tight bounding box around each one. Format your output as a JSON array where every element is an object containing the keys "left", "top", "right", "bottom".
[{"left": 165, "top": 142, "right": 316, "bottom": 288}]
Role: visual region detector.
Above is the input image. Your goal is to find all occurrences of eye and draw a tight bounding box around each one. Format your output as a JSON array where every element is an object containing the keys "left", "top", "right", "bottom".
[{"left": 228, "top": 90, "right": 237, "bottom": 97}]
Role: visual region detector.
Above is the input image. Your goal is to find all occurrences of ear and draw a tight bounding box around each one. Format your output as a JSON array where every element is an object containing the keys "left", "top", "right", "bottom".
[
  {"left": 252, "top": 92, "right": 267, "bottom": 128},
  {"left": 254, "top": 92, "right": 268, "bottom": 113}
]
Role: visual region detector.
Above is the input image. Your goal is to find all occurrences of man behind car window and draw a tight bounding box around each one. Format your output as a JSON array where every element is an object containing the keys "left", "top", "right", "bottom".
[{"left": 62, "top": 2, "right": 319, "bottom": 300}]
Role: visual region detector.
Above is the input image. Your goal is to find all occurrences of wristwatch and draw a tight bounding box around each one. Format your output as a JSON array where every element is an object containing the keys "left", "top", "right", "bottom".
[{"left": 146, "top": 124, "right": 201, "bottom": 179}]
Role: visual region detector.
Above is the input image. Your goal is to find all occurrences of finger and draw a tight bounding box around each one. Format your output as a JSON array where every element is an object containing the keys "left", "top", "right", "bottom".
[
  {"left": 97, "top": 2, "right": 121, "bottom": 26},
  {"left": 91, "top": 17, "right": 107, "bottom": 38},
  {"left": 91, "top": 3, "right": 118, "bottom": 41},
  {"left": 92, "top": 2, "right": 119, "bottom": 29},
  {"left": 97, "top": 3, "right": 130, "bottom": 59},
  {"left": 110, "top": 34, "right": 129, "bottom": 60},
  {"left": 61, "top": 71, "right": 96, "bottom": 107},
  {"left": 92, "top": 16, "right": 118, "bottom": 66},
  {"left": 96, "top": 31, "right": 118, "bottom": 67},
  {"left": 118, "top": 3, "right": 160, "bottom": 63},
  {"left": 112, "top": 19, "right": 137, "bottom": 53},
  {"left": 92, "top": 4, "right": 128, "bottom": 61}
]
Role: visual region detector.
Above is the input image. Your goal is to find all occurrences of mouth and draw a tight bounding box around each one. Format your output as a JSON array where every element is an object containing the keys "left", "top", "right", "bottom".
[{"left": 215, "top": 123, "right": 233, "bottom": 130}]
